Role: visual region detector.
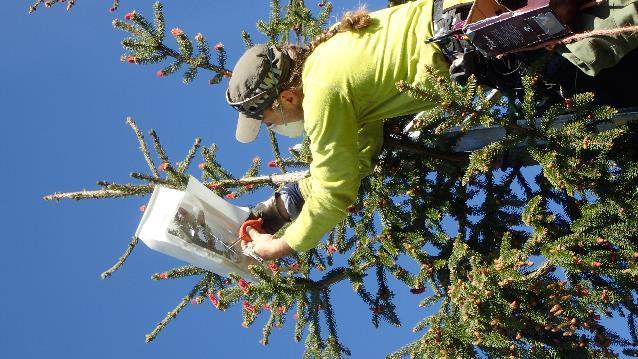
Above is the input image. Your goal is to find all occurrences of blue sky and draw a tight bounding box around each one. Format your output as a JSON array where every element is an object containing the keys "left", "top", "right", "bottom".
[
  {"left": 1, "top": 1, "right": 444, "bottom": 358},
  {"left": 2, "top": 1, "right": 632, "bottom": 358}
]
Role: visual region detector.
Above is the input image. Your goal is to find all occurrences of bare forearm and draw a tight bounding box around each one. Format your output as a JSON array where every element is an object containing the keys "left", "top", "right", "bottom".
[
  {"left": 243, "top": 225, "right": 296, "bottom": 260},
  {"left": 260, "top": 236, "right": 295, "bottom": 260}
]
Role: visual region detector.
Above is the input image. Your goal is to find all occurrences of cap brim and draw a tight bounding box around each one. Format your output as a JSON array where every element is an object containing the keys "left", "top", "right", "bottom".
[{"left": 235, "top": 112, "right": 262, "bottom": 143}]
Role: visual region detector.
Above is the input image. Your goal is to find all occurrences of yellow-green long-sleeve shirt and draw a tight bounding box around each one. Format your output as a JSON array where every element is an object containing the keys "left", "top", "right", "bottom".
[{"left": 283, "top": 0, "right": 449, "bottom": 252}]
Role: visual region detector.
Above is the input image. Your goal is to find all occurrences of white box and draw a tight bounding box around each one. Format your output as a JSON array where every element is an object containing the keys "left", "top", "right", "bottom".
[{"left": 135, "top": 176, "right": 262, "bottom": 281}]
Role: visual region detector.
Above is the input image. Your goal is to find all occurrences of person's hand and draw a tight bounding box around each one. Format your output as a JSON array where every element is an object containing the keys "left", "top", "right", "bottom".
[{"left": 241, "top": 226, "right": 294, "bottom": 260}]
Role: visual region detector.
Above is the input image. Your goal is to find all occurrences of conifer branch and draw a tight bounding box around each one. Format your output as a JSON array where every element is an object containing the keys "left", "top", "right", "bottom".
[
  {"left": 101, "top": 236, "right": 139, "bottom": 279},
  {"left": 153, "top": 39, "right": 232, "bottom": 76},
  {"left": 113, "top": 3, "right": 232, "bottom": 82},
  {"left": 214, "top": 171, "right": 310, "bottom": 187},
  {"left": 261, "top": 308, "right": 277, "bottom": 345},
  {"left": 29, "top": 0, "right": 76, "bottom": 13},
  {"left": 268, "top": 129, "right": 287, "bottom": 174},
  {"left": 43, "top": 186, "right": 154, "bottom": 201},
  {"left": 528, "top": 261, "right": 554, "bottom": 280},
  {"left": 201, "top": 145, "right": 236, "bottom": 181},
  {"left": 149, "top": 129, "right": 170, "bottom": 166},
  {"left": 384, "top": 138, "right": 469, "bottom": 163},
  {"left": 177, "top": 138, "right": 202, "bottom": 174},
  {"left": 126, "top": 116, "right": 160, "bottom": 178},
  {"left": 396, "top": 80, "right": 441, "bottom": 104},
  {"left": 241, "top": 31, "right": 254, "bottom": 48},
  {"left": 44, "top": 171, "right": 308, "bottom": 202},
  {"left": 28, "top": 0, "right": 46, "bottom": 13},
  {"left": 148, "top": 129, "right": 188, "bottom": 186},
  {"left": 129, "top": 172, "right": 174, "bottom": 186},
  {"left": 145, "top": 276, "right": 207, "bottom": 342},
  {"left": 151, "top": 266, "right": 207, "bottom": 280},
  {"left": 293, "top": 260, "right": 376, "bottom": 291}
]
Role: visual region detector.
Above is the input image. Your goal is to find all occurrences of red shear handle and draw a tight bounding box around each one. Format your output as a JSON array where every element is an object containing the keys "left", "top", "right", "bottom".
[{"left": 238, "top": 218, "right": 264, "bottom": 242}]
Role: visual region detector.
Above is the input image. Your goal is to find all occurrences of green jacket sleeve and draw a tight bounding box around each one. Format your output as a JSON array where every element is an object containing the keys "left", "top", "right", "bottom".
[
  {"left": 298, "top": 120, "right": 383, "bottom": 195},
  {"left": 284, "top": 86, "right": 383, "bottom": 252},
  {"left": 557, "top": 0, "right": 638, "bottom": 75}
]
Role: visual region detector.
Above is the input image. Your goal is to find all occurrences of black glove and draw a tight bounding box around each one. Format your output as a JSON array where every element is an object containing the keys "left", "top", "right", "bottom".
[
  {"left": 248, "top": 182, "right": 305, "bottom": 234},
  {"left": 449, "top": 51, "right": 476, "bottom": 86},
  {"left": 249, "top": 193, "right": 289, "bottom": 234},
  {"left": 449, "top": 48, "right": 529, "bottom": 91}
]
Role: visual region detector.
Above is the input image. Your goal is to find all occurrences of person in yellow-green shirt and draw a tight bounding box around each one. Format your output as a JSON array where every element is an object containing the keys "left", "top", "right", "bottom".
[{"left": 224, "top": 0, "right": 638, "bottom": 261}]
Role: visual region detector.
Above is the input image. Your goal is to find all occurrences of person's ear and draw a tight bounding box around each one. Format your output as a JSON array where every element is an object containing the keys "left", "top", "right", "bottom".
[{"left": 279, "top": 89, "right": 300, "bottom": 106}]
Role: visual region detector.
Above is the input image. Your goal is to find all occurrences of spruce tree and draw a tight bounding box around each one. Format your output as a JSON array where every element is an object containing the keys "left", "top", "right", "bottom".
[{"left": 38, "top": 1, "right": 638, "bottom": 357}]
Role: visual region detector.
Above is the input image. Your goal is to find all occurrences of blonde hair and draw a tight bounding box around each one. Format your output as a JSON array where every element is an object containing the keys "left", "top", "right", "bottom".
[
  {"left": 280, "top": 8, "right": 371, "bottom": 90},
  {"left": 310, "top": 8, "right": 371, "bottom": 51}
]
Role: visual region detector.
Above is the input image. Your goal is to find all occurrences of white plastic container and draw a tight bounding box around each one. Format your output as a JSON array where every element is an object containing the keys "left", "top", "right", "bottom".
[{"left": 135, "top": 176, "right": 261, "bottom": 281}]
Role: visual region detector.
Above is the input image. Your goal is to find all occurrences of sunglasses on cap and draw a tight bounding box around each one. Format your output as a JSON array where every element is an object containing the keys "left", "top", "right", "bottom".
[
  {"left": 225, "top": 88, "right": 275, "bottom": 118},
  {"left": 225, "top": 48, "right": 283, "bottom": 118}
]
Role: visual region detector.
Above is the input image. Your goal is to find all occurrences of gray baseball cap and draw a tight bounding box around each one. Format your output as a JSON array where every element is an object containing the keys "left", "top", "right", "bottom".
[{"left": 226, "top": 44, "right": 292, "bottom": 143}]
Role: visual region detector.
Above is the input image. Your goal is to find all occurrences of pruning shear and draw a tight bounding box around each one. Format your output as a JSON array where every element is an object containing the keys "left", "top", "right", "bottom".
[{"left": 230, "top": 218, "right": 266, "bottom": 263}]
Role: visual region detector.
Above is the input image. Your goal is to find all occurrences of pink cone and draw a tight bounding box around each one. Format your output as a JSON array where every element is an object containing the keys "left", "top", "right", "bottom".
[
  {"left": 268, "top": 262, "right": 279, "bottom": 274},
  {"left": 243, "top": 300, "right": 256, "bottom": 313},
  {"left": 171, "top": 28, "right": 184, "bottom": 37},
  {"left": 238, "top": 278, "right": 250, "bottom": 294},
  {"left": 208, "top": 293, "right": 220, "bottom": 308}
]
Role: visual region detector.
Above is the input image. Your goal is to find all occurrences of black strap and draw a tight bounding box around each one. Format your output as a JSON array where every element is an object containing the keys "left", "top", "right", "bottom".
[{"left": 432, "top": 0, "right": 472, "bottom": 64}]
